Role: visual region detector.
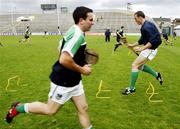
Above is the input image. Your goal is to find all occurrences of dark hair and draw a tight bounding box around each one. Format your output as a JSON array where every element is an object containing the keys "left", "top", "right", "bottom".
[
  {"left": 134, "top": 11, "right": 145, "bottom": 18},
  {"left": 121, "top": 26, "right": 124, "bottom": 29},
  {"left": 73, "top": 6, "right": 93, "bottom": 24}
]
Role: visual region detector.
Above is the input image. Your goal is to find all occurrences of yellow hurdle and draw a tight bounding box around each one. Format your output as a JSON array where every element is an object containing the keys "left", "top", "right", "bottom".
[
  {"left": 146, "top": 82, "right": 163, "bottom": 103},
  {"left": 5, "top": 75, "right": 22, "bottom": 92},
  {"left": 96, "top": 80, "right": 111, "bottom": 99}
]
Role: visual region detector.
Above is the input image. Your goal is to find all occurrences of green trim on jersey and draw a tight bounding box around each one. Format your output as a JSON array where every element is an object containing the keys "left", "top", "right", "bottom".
[
  {"left": 71, "top": 34, "right": 85, "bottom": 55},
  {"left": 63, "top": 25, "right": 85, "bottom": 57}
]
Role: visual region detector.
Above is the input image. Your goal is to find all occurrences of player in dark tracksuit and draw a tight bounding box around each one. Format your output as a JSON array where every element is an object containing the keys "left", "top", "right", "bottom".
[
  {"left": 114, "top": 26, "right": 124, "bottom": 51},
  {"left": 105, "top": 29, "right": 111, "bottom": 42}
]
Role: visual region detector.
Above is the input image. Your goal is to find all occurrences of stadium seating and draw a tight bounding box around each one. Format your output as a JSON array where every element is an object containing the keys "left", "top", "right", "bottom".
[{"left": 0, "top": 9, "right": 157, "bottom": 35}]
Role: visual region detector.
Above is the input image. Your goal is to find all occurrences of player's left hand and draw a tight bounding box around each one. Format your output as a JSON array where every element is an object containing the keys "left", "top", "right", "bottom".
[{"left": 133, "top": 46, "right": 144, "bottom": 52}]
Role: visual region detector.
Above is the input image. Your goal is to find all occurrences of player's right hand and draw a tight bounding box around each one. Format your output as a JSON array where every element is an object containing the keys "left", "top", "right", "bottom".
[
  {"left": 127, "top": 43, "right": 134, "bottom": 48},
  {"left": 82, "top": 64, "right": 92, "bottom": 76}
]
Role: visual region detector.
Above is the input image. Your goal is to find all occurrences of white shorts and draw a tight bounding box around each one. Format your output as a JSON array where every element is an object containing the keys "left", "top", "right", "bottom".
[
  {"left": 140, "top": 49, "right": 158, "bottom": 60},
  {"left": 48, "top": 81, "right": 84, "bottom": 104}
]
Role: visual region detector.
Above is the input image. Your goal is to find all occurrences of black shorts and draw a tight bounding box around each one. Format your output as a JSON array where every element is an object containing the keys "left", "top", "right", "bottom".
[{"left": 24, "top": 35, "right": 29, "bottom": 39}]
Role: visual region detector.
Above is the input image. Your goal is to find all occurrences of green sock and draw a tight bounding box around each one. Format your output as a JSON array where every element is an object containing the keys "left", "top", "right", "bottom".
[
  {"left": 16, "top": 104, "right": 25, "bottom": 113},
  {"left": 130, "top": 70, "right": 139, "bottom": 89},
  {"left": 142, "top": 64, "right": 157, "bottom": 78}
]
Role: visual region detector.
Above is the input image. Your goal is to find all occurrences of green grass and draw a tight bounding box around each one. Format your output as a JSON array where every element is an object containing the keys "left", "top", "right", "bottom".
[{"left": 0, "top": 35, "right": 180, "bottom": 129}]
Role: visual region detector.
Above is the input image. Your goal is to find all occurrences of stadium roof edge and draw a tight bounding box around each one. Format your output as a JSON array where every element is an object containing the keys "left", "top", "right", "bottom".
[{"left": 94, "top": 9, "right": 134, "bottom": 14}]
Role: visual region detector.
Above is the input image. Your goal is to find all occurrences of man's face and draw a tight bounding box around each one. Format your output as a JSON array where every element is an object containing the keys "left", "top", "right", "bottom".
[
  {"left": 81, "top": 12, "right": 94, "bottom": 32},
  {"left": 134, "top": 14, "right": 141, "bottom": 25}
]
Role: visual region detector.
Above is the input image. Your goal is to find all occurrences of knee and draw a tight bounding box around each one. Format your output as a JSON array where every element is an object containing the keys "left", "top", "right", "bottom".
[
  {"left": 45, "top": 107, "right": 58, "bottom": 116},
  {"left": 131, "top": 63, "right": 138, "bottom": 69},
  {"left": 78, "top": 105, "right": 89, "bottom": 114},
  {"left": 83, "top": 105, "right": 88, "bottom": 112}
]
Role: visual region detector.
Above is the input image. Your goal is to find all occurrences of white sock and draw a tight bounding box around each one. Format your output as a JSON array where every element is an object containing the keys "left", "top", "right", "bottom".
[
  {"left": 24, "top": 103, "right": 29, "bottom": 113},
  {"left": 84, "top": 125, "right": 92, "bottom": 129}
]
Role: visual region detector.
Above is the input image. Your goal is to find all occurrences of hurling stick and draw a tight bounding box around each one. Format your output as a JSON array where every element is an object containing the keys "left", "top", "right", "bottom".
[{"left": 120, "top": 37, "right": 139, "bottom": 56}]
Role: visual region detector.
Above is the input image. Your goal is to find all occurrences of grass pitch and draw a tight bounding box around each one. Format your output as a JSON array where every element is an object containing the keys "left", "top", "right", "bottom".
[{"left": 0, "top": 35, "right": 179, "bottom": 129}]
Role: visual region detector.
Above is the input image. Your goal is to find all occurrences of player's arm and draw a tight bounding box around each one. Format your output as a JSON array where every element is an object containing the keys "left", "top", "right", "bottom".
[
  {"left": 117, "top": 32, "right": 121, "bottom": 37},
  {"left": 119, "top": 31, "right": 124, "bottom": 38},
  {"left": 128, "top": 42, "right": 139, "bottom": 47},
  {"left": 141, "top": 42, "right": 152, "bottom": 50},
  {"left": 60, "top": 51, "right": 91, "bottom": 75},
  {"left": 135, "top": 42, "right": 152, "bottom": 52},
  {"left": 135, "top": 29, "right": 153, "bottom": 52},
  {"left": 120, "top": 35, "right": 123, "bottom": 38}
]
